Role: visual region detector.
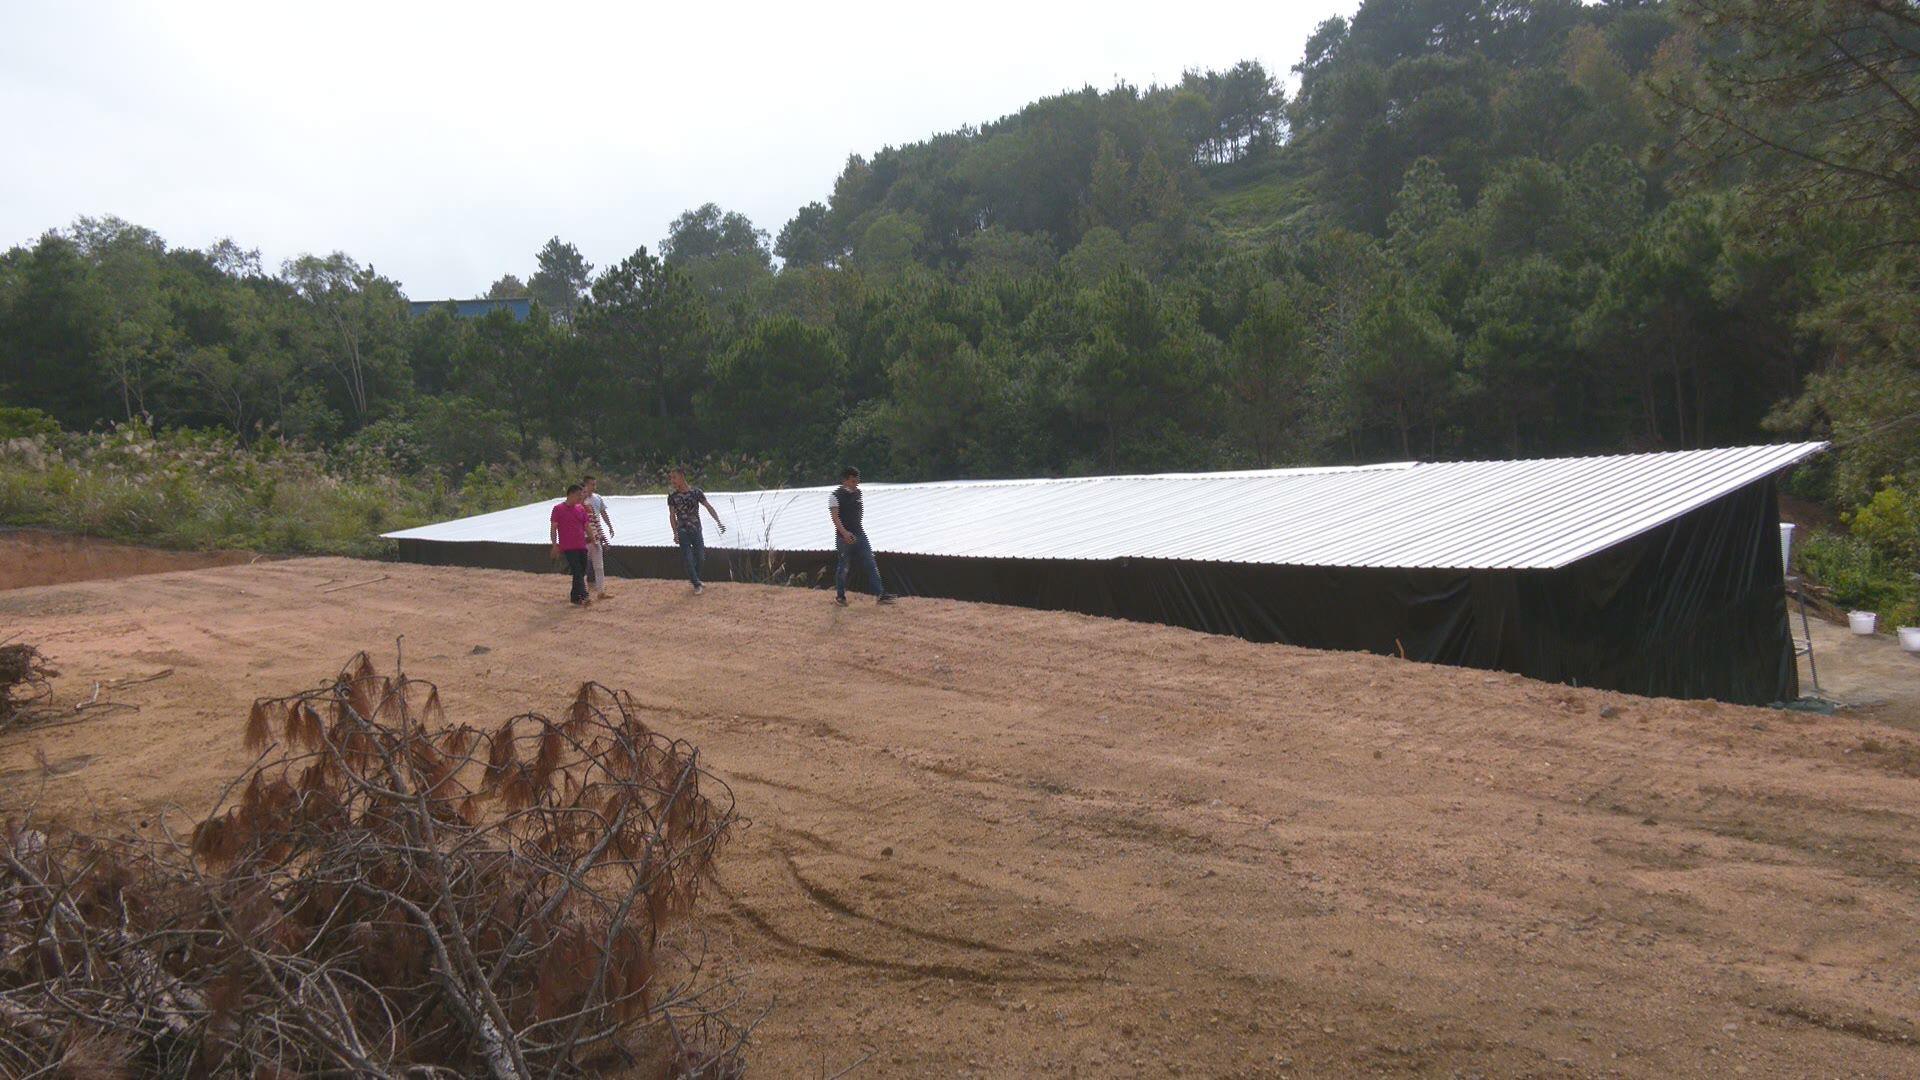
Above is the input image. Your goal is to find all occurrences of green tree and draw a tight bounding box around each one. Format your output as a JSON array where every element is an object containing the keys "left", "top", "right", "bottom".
[
  {"left": 1085, "top": 131, "right": 1134, "bottom": 229},
  {"left": 1070, "top": 272, "right": 1219, "bottom": 470},
  {"left": 0, "top": 232, "right": 113, "bottom": 426},
  {"left": 775, "top": 202, "right": 837, "bottom": 268},
  {"left": 279, "top": 253, "right": 409, "bottom": 429},
  {"left": 1662, "top": 0, "right": 1920, "bottom": 243},
  {"left": 883, "top": 321, "right": 1012, "bottom": 475},
  {"left": 854, "top": 211, "right": 926, "bottom": 275},
  {"left": 575, "top": 246, "right": 709, "bottom": 460},
  {"left": 701, "top": 316, "right": 845, "bottom": 470},
  {"left": 454, "top": 308, "right": 549, "bottom": 455},
  {"left": 1060, "top": 226, "right": 1134, "bottom": 282},
  {"left": 1461, "top": 255, "right": 1595, "bottom": 453},
  {"left": 661, "top": 203, "right": 774, "bottom": 309},
  {"left": 1350, "top": 285, "right": 1456, "bottom": 457},
  {"left": 1577, "top": 197, "right": 1731, "bottom": 448},
  {"left": 959, "top": 227, "right": 1055, "bottom": 283},
  {"left": 1225, "top": 281, "right": 1313, "bottom": 466},
  {"left": 528, "top": 237, "right": 594, "bottom": 326}
]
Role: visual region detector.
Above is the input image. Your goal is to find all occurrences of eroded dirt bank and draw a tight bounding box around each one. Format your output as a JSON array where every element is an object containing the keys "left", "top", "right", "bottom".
[{"left": 0, "top": 528, "right": 254, "bottom": 590}]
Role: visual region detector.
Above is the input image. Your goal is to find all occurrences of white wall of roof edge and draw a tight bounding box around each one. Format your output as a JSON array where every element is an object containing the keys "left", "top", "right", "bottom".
[{"left": 383, "top": 442, "right": 1827, "bottom": 571}]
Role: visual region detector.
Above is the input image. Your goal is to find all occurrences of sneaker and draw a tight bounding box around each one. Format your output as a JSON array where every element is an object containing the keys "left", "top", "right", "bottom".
[
  {"left": 833, "top": 595, "right": 849, "bottom": 607},
  {"left": 581, "top": 597, "right": 593, "bottom": 608},
  {"left": 876, "top": 594, "right": 897, "bottom": 605},
  {"left": 693, "top": 584, "right": 705, "bottom": 594}
]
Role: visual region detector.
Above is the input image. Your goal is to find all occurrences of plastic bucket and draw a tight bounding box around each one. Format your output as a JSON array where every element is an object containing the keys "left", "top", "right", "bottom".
[
  {"left": 1850, "top": 611, "right": 1879, "bottom": 635},
  {"left": 1778, "top": 523, "right": 1795, "bottom": 579},
  {"left": 1902, "top": 627, "right": 1920, "bottom": 653}
]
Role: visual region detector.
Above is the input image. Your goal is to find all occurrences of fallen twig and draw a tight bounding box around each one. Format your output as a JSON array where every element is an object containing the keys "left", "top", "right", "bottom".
[
  {"left": 826, "top": 1049, "right": 877, "bottom": 1079},
  {"left": 322, "top": 574, "right": 389, "bottom": 593},
  {"left": 107, "top": 667, "right": 172, "bottom": 689}
]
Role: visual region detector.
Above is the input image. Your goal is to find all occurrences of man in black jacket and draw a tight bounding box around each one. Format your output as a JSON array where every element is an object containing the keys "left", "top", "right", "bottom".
[{"left": 828, "top": 466, "right": 894, "bottom": 606}]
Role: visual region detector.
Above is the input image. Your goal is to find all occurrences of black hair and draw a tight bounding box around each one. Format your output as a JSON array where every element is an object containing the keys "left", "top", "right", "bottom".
[
  {"left": 841, "top": 466, "right": 860, "bottom": 479},
  {"left": 582, "top": 474, "right": 596, "bottom": 483},
  {"left": 565, "top": 483, "right": 584, "bottom": 495}
]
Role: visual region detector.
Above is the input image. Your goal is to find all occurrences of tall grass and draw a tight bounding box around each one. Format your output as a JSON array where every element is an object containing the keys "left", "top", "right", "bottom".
[{"left": 0, "top": 422, "right": 595, "bottom": 557}]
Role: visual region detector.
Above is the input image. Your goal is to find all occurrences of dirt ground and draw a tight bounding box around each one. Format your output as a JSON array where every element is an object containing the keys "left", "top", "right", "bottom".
[
  {"left": 1797, "top": 610, "right": 1920, "bottom": 727},
  {"left": 4, "top": 557, "right": 1919, "bottom": 1078},
  {"left": 0, "top": 528, "right": 254, "bottom": 590}
]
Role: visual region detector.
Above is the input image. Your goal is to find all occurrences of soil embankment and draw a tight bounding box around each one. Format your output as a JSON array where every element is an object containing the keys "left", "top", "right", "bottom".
[
  {"left": 0, "top": 528, "right": 254, "bottom": 590},
  {"left": 3, "top": 558, "right": 1918, "bottom": 1077}
]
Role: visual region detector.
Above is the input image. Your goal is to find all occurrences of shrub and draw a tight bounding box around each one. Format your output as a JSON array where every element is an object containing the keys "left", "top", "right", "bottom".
[
  {"left": 1847, "top": 478, "right": 1920, "bottom": 567},
  {"left": 1797, "top": 529, "right": 1920, "bottom": 628},
  {"left": 0, "top": 405, "right": 60, "bottom": 439}
]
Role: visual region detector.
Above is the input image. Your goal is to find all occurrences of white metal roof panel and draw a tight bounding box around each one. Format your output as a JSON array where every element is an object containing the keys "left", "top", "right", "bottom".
[{"left": 383, "top": 443, "right": 1826, "bottom": 571}]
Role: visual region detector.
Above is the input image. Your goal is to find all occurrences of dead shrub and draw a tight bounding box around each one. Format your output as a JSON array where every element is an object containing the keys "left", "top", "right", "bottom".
[
  {"left": 0, "top": 651, "right": 746, "bottom": 1078},
  {"left": 0, "top": 643, "right": 56, "bottom": 728}
]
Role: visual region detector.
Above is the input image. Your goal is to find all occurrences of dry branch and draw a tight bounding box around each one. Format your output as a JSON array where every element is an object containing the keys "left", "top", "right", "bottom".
[
  {"left": 1, "top": 651, "right": 747, "bottom": 1078},
  {"left": 0, "top": 643, "right": 56, "bottom": 729}
]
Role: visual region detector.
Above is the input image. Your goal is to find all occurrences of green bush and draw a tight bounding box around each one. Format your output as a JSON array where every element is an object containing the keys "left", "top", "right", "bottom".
[
  {"left": 1847, "top": 479, "right": 1920, "bottom": 567},
  {"left": 0, "top": 406, "right": 61, "bottom": 439},
  {"left": 1797, "top": 530, "right": 1920, "bottom": 628}
]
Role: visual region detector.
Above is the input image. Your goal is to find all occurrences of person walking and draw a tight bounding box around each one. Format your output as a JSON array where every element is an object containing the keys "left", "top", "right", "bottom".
[
  {"left": 665, "top": 467, "right": 725, "bottom": 593},
  {"left": 582, "top": 475, "right": 615, "bottom": 600},
  {"left": 828, "top": 466, "right": 894, "bottom": 606},
  {"left": 550, "top": 483, "right": 594, "bottom": 607}
]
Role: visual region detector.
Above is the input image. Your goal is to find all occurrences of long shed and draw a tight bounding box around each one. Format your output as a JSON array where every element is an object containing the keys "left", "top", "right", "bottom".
[{"left": 385, "top": 443, "right": 1827, "bottom": 704}]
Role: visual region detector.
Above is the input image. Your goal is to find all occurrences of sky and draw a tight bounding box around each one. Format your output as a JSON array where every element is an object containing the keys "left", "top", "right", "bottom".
[{"left": 2, "top": 0, "right": 1344, "bottom": 298}]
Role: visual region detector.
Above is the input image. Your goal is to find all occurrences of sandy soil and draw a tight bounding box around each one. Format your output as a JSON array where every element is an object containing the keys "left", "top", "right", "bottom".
[
  {"left": 3, "top": 558, "right": 1919, "bottom": 1078},
  {"left": 0, "top": 528, "right": 254, "bottom": 590}
]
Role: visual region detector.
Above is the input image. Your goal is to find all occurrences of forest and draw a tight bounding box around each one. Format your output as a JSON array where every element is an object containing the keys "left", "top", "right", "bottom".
[{"left": 2, "top": 0, "right": 1917, "bottom": 616}]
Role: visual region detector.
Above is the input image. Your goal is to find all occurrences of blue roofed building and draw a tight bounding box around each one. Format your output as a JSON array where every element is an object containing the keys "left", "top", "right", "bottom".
[{"left": 408, "top": 297, "right": 532, "bottom": 321}]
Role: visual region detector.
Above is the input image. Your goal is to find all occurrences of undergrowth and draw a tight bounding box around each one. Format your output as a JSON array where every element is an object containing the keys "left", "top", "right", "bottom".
[
  {"left": 1797, "top": 530, "right": 1920, "bottom": 629},
  {"left": 0, "top": 422, "right": 775, "bottom": 559}
]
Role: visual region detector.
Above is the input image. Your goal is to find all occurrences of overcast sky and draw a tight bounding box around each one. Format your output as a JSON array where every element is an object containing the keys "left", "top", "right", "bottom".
[{"left": 3, "top": 1, "right": 1343, "bottom": 298}]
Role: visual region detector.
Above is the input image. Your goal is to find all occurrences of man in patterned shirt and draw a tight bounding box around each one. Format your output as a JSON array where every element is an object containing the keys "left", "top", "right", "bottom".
[
  {"left": 582, "top": 475, "right": 615, "bottom": 600},
  {"left": 665, "top": 468, "right": 725, "bottom": 593}
]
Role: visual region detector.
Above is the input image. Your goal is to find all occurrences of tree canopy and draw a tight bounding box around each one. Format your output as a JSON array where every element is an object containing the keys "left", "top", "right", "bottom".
[{"left": 1, "top": 0, "right": 1914, "bottom": 521}]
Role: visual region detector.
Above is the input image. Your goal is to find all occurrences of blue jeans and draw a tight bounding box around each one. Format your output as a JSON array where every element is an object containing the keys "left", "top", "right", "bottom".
[
  {"left": 835, "top": 531, "right": 883, "bottom": 598},
  {"left": 677, "top": 527, "right": 704, "bottom": 586}
]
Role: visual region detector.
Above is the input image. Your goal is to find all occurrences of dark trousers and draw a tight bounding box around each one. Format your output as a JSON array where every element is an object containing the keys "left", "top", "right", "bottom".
[
  {"left": 562, "top": 548, "right": 589, "bottom": 603},
  {"left": 677, "top": 527, "right": 705, "bottom": 586},
  {"left": 835, "top": 531, "right": 883, "bottom": 598}
]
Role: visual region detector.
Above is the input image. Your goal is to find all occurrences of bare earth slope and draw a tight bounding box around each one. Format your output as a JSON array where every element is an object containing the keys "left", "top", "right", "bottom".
[{"left": 3, "top": 558, "right": 1918, "bottom": 1078}]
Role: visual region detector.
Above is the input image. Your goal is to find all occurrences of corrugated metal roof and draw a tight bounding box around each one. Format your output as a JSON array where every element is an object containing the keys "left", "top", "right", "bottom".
[{"left": 383, "top": 443, "right": 1827, "bottom": 571}]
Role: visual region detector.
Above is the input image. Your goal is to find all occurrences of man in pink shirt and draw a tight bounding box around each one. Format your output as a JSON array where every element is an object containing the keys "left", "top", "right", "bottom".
[{"left": 549, "top": 483, "right": 594, "bottom": 607}]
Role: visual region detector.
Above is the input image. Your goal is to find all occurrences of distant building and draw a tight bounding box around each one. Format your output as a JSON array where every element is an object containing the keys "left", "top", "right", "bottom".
[{"left": 408, "top": 297, "right": 532, "bottom": 321}]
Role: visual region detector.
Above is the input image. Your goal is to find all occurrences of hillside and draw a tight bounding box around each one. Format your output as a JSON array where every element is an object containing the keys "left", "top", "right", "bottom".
[{"left": 5, "top": 560, "right": 1919, "bottom": 1076}]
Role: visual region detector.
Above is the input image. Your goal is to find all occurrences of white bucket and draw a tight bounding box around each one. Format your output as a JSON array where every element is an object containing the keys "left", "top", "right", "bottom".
[
  {"left": 1901, "top": 627, "right": 1920, "bottom": 653},
  {"left": 1778, "top": 522, "right": 1796, "bottom": 579},
  {"left": 1850, "top": 611, "right": 1879, "bottom": 635}
]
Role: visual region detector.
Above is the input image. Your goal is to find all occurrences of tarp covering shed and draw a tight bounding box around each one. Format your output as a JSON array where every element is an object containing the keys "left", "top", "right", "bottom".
[{"left": 386, "top": 443, "right": 1827, "bottom": 704}]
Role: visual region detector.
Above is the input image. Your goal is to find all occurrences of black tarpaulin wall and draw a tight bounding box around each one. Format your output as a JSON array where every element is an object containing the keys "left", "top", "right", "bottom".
[{"left": 393, "top": 477, "right": 1794, "bottom": 704}]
